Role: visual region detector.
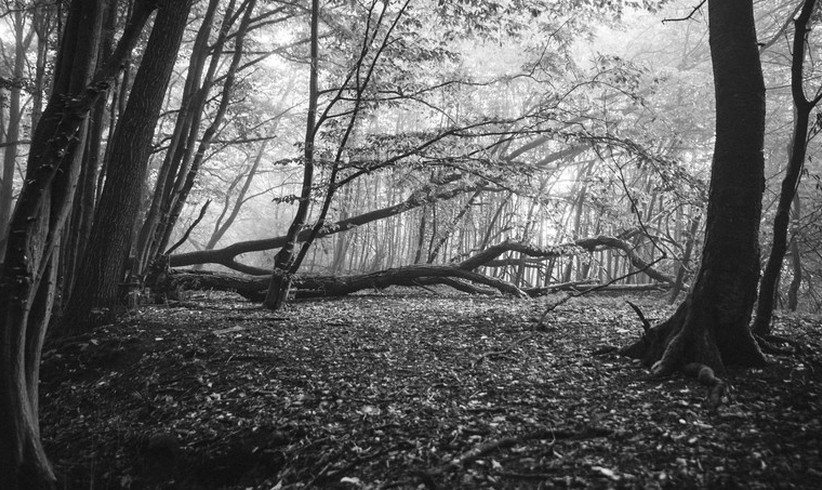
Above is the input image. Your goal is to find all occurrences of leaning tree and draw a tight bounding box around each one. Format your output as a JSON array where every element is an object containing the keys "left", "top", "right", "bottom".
[
  {"left": 622, "top": 0, "right": 768, "bottom": 398},
  {"left": 0, "top": 0, "right": 156, "bottom": 487}
]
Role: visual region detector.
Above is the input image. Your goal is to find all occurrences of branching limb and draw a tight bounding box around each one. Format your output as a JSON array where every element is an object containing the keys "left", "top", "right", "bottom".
[
  {"left": 165, "top": 200, "right": 211, "bottom": 255},
  {"left": 662, "top": 1, "right": 707, "bottom": 23}
]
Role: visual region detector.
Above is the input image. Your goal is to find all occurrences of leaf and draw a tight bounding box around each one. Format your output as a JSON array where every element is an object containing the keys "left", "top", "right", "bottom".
[
  {"left": 340, "top": 476, "right": 362, "bottom": 486},
  {"left": 592, "top": 466, "right": 619, "bottom": 480}
]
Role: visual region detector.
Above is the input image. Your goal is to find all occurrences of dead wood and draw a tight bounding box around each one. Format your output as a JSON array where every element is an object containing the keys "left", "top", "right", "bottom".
[
  {"left": 158, "top": 237, "right": 675, "bottom": 302},
  {"left": 168, "top": 180, "right": 489, "bottom": 273},
  {"left": 162, "top": 266, "right": 525, "bottom": 301}
]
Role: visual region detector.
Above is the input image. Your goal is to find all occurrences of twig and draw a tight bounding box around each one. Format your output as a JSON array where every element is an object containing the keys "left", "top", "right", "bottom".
[
  {"left": 662, "top": 1, "right": 707, "bottom": 23},
  {"left": 472, "top": 333, "right": 536, "bottom": 368},
  {"left": 626, "top": 300, "right": 651, "bottom": 333},
  {"left": 451, "top": 426, "right": 612, "bottom": 467}
]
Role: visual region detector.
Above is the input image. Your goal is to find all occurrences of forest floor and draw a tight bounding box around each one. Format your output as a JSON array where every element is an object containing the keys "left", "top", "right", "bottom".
[{"left": 40, "top": 290, "right": 822, "bottom": 489}]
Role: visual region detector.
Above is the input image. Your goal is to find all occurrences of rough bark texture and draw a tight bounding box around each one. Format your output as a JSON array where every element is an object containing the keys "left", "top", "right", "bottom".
[
  {"left": 622, "top": 0, "right": 767, "bottom": 380},
  {"left": 0, "top": 2, "right": 154, "bottom": 487},
  {"left": 133, "top": 0, "right": 222, "bottom": 277},
  {"left": 61, "top": 0, "right": 193, "bottom": 332}
]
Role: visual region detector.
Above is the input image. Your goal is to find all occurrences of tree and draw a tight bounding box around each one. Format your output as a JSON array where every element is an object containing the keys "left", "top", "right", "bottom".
[
  {"left": 60, "top": 0, "right": 195, "bottom": 332},
  {"left": 622, "top": 0, "right": 768, "bottom": 393},
  {"left": 134, "top": 0, "right": 264, "bottom": 278},
  {"left": 0, "top": 3, "right": 32, "bottom": 258},
  {"left": 263, "top": 0, "right": 320, "bottom": 309},
  {"left": 752, "top": 0, "right": 819, "bottom": 336},
  {"left": 0, "top": 0, "right": 155, "bottom": 486}
]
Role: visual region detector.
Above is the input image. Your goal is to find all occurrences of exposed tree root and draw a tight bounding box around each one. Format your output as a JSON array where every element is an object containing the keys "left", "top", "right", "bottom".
[
  {"left": 755, "top": 335, "right": 797, "bottom": 355},
  {"left": 620, "top": 300, "right": 754, "bottom": 410}
]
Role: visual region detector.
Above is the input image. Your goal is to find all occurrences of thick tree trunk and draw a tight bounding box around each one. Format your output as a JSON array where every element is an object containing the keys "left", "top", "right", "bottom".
[
  {"left": 0, "top": 2, "right": 154, "bottom": 486},
  {"left": 622, "top": 0, "right": 767, "bottom": 381},
  {"left": 61, "top": 0, "right": 193, "bottom": 332},
  {"left": 787, "top": 195, "right": 802, "bottom": 311}
]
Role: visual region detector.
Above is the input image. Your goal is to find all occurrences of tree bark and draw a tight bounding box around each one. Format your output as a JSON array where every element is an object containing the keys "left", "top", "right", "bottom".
[
  {"left": 133, "top": 0, "right": 226, "bottom": 277},
  {"left": 61, "top": 0, "right": 194, "bottom": 333},
  {"left": 622, "top": 0, "right": 768, "bottom": 380},
  {"left": 752, "top": 0, "right": 817, "bottom": 336},
  {"left": 264, "top": 0, "right": 319, "bottom": 309},
  {"left": 0, "top": 1, "right": 155, "bottom": 487},
  {"left": 159, "top": 237, "right": 673, "bottom": 301}
]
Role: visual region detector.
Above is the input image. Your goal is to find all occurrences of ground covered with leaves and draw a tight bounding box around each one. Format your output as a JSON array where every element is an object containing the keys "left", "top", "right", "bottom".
[{"left": 41, "top": 291, "right": 822, "bottom": 489}]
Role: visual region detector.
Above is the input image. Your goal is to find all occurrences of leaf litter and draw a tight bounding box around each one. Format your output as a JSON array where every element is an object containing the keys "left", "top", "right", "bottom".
[{"left": 40, "top": 290, "right": 822, "bottom": 489}]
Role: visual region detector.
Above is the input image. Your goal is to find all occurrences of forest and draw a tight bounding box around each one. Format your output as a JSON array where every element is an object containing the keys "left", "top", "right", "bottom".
[{"left": 0, "top": 0, "right": 820, "bottom": 488}]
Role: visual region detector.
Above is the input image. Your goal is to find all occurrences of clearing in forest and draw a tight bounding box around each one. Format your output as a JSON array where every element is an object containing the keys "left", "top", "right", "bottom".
[{"left": 41, "top": 292, "right": 822, "bottom": 489}]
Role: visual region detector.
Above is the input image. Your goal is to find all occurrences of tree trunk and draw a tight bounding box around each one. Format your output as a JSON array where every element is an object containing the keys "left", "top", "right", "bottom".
[
  {"left": 0, "top": 1, "right": 155, "bottom": 486},
  {"left": 667, "top": 212, "right": 700, "bottom": 304},
  {"left": 206, "top": 141, "right": 267, "bottom": 250},
  {"left": 0, "top": 6, "right": 31, "bottom": 258},
  {"left": 132, "top": 0, "right": 224, "bottom": 277},
  {"left": 623, "top": 0, "right": 767, "bottom": 379},
  {"left": 752, "top": 0, "right": 817, "bottom": 336},
  {"left": 61, "top": 0, "right": 193, "bottom": 332},
  {"left": 264, "top": 0, "right": 319, "bottom": 309},
  {"left": 155, "top": 0, "right": 257, "bottom": 263},
  {"left": 787, "top": 194, "right": 802, "bottom": 311}
]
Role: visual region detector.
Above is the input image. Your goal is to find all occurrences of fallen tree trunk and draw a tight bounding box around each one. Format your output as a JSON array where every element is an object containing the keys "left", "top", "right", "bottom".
[
  {"left": 163, "top": 270, "right": 670, "bottom": 302},
  {"left": 525, "top": 282, "right": 670, "bottom": 297},
  {"left": 157, "top": 238, "right": 675, "bottom": 301},
  {"left": 164, "top": 265, "right": 526, "bottom": 301},
  {"left": 168, "top": 179, "right": 490, "bottom": 273}
]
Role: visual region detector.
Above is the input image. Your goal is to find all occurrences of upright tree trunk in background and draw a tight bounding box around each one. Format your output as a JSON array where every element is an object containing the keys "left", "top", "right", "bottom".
[
  {"left": 623, "top": 0, "right": 767, "bottom": 375},
  {"left": 0, "top": 6, "right": 32, "bottom": 258},
  {"left": 156, "top": 0, "right": 257, "bottom": 259},
  {"left": 264, "top": 0, "right": 319, "bottom": 309},
  {"left": 134, "top": 0, "right": 263, "bottom": 278},
  {"left": 0, "top": 1, "right": 155, "bottom": 486},
  {"left": 133, "top": 0, "right": 223, "bottom": 275},
  {"left": 752, "top": 0, "right": 817, "bottom": 336},
  {"left": 61, "top": 0, "right": 193, "bottom": 332},
  {"left": 668, "top": 213, "right": 700, "bottom": 304},
  {"left": 205, "top": 141, "right": 267, "bottom": 251},
  {"left": 787, "top": 195, "right": 802, "bottom": 311}
]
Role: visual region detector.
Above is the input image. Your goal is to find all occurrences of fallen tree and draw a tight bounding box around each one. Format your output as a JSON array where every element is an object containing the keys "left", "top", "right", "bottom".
[
  {"left": 168, "top": 178, "right": 491, "bottom": 274},
  {"left": 155, "top": 237, "right": 676, "bottom": 300}
]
